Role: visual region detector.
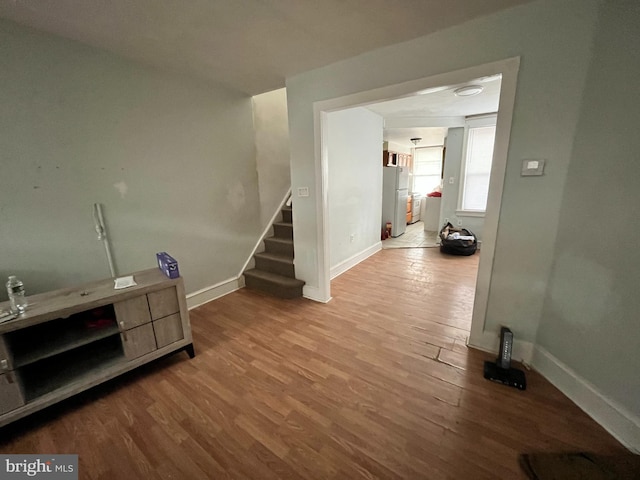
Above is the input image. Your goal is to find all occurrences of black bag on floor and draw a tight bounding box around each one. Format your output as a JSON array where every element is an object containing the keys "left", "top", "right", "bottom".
[{"left": 439, "top": 222, "right": 477, "bottom": 256}]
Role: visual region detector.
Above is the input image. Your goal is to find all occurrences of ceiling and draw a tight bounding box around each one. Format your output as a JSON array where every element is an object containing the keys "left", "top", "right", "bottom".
[
  {"left": 0, "top": 0, "right": 532, "bottom": 95},
  {"left": 366, "top": 74, "right": 502, "bottom": 148}
]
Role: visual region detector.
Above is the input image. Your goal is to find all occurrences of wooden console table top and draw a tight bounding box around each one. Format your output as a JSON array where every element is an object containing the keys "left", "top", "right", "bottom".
[{"left": 0, "top": 269, "right": 179, "bottom": 334}]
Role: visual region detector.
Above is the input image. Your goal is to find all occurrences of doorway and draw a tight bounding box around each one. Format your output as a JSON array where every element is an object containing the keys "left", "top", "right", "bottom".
[
  {"left": 381, "top": 222, "right": 439, "bottom": 249},
  {"left": 317, "top": 57, "right": 520, "bottom": 348}
]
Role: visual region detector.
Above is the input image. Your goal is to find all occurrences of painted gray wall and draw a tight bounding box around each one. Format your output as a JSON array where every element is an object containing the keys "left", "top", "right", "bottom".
[
  {"left": 537, "top": 0, "right": 640, "bottom": 418},
  {"left": 0, "top": 19, "right": 260, "bottom": 297},
  {"left": 286, "top": 0, "right": 599, "bottom": 341},
  {"left": 253, "top": 88, "right": 291, "bottom": 226},
  {"left": 327, "top": 107, "right": 383, "bottom": 270},
  {"left": 439, "top": 128, "right": 485, "bottom": 239}
]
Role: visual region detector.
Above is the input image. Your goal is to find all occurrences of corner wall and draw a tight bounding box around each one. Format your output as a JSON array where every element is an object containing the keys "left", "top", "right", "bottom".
[
  {"left": 0, "top": 19, "right": 260, "bottom": 297},
  {"left": 535, "top": 0, "right": 640, "bottom": 451},
  {"left": 253, "top": 88, "right": 291, "bottom": 226},
  {"left": 327, "top": 108, "right": 383, "bottom": 277},
  {"left": 439, "top": 128, "right": 486, "bottom": 239}
]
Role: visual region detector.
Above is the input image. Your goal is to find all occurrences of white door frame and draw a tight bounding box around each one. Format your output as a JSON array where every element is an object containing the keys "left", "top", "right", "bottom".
[{"left": 312, "top": 57, "right": 520, "bottom": 346}]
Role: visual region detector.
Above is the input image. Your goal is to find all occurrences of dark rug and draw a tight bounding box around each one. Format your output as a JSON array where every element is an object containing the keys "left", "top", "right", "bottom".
[{"left": 519, "top": 452, "right": 640, "bottom": 480}]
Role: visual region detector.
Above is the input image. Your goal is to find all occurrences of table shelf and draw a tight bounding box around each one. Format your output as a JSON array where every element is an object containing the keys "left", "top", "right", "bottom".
[{"left": 6, "top": 307, "right": 118, "bottom": 368}]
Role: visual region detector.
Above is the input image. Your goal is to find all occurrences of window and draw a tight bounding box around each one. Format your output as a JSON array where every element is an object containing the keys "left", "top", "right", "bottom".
[
  {"left": 460, "top": 116, "right": 496, "bottom": 212},
  {"left": 412, "top": 146, "right": 443, "bottom": 195}
]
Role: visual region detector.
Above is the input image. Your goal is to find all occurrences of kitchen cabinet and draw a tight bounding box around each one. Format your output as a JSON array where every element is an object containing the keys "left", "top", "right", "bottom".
[
  {"left": 383, "top": 150, "right": 412, "bottom": 168},
  {"left": 409, "top": 194, "right": 422, "bottom": 224},
  {"left": 423, "top": 196, "right": 442, "bottom": 231}
]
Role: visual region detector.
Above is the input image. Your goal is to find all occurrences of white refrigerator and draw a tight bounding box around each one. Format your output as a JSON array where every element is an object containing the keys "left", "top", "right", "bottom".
[{"left": 382, "top": 166, "right": 409, "bottom": 237}]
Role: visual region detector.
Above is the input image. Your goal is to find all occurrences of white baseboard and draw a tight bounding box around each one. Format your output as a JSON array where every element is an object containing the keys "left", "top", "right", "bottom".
[
  {"left": 533, "top": 346, "right": 640, "bottom": 453},
  {"left": 330, "top": 242, "right": 382, "bottom": 280},
  {"left": 303, "top": 284, "right": 331, "bottom": 303},
  {"left": 467, "top": 330, "right": 535, "bottom": 364},
  {"left": 186, "top": 276, "right": 242, "bottom": 309}
]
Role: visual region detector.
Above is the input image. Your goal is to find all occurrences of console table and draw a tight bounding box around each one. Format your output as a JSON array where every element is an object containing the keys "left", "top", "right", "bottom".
[{"left": 0, "top": 268, "right": 194, "bottom": 427}]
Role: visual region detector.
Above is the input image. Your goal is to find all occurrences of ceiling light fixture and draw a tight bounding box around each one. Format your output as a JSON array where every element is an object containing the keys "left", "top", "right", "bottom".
[
  {"left": 453, "top": 85, "right": 484, "bottom": 97},
  {"left": 410, "top": 138, "right": 422, "bottom": 146},
  {"left": 415, "top": 86, "right": 449, "bottom": 96},
  {"left": 478, "top": 74, "right": 502, "bottom": 83}
]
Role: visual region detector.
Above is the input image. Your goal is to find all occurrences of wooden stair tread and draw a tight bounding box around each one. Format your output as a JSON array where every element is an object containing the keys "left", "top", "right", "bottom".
[
  {"left": 244, "top": 269, "right": 304, "bottom": 288},
  {"left": 254, "top": 251, "right": 294, "bottom": 264},
  {"left": 264, "top": 236, "right": 293, "bottom": 245},
  {"left": 244, "top": 204, "right": 301, "bottom": 298}
]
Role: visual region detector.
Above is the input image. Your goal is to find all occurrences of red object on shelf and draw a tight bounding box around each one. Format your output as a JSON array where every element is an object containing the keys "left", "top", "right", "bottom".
[
  {"left": 427, "top": 191, "right": 442, "bottom": 197},
  {"left": 84, "top": 307, "right": 116, "bottom": 329},
  {"left": 85, "top": 318, "right": 113, "bottom": 329}
]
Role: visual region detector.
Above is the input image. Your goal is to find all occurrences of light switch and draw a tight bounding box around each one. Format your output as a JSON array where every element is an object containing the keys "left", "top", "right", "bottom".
[
  {"left": 521, "top": 159, "right": 545, "bottom": 176},
  {"left": 297, "top": 187, "right": 310, "bottom": 197}
]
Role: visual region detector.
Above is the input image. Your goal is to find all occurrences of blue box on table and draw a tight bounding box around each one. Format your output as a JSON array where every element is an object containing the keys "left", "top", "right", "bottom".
[{"left": 156, "top": 252, "right": 180, "bottom": 279}]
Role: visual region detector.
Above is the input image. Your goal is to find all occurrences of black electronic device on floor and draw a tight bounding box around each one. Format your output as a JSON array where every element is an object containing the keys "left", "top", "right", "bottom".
[{"left": 483, "top": 327, "right": 527, "bottom": 390}]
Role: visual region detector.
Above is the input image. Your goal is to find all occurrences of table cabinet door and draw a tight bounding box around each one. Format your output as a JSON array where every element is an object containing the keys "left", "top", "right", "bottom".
[
  {"left": 0, "top": 371, "right": 24, "bottom": 415},
  {"left": 147, "top": 287, "right": 180, "bottom": 320},
  {"left": 153, "top": 314, "right": 184, "bottom": 349},
  {"left": 114, "top": 296, "right": 151, "bottom": 330},
  {"left": 120, "top": 323, "right": 156, "bottom": 360},
  {"left": 0, "top": 336, "right": 13, "bottom": 372}
]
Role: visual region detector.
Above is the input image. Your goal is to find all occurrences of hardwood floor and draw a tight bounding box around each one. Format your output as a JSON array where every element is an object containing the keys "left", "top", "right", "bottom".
[
  {"left": 0, "top": 248, "right": 626, "bottom": 479},
  {"left": 381, "top": 221, "right": 439, "bottom": 249}
]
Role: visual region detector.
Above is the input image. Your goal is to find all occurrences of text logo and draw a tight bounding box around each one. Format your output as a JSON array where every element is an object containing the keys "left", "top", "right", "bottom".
[{"left": 1, "top": 455, "right": 77, "bottom": 479}]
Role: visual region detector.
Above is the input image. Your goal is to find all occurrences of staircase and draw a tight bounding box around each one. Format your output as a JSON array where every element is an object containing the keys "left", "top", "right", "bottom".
[{"left": 244, "top": 205, "right": 305, "bottom": 299}]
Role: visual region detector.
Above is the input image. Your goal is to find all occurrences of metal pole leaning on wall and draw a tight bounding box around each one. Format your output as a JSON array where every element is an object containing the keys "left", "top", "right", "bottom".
[{"left": 93, "top": 203, "right": 117, "bottom": 277}]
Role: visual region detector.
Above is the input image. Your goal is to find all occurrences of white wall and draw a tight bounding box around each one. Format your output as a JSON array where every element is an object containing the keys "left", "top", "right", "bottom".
[
  {"left": 0, "top": 19, "right": 260, "bottom": 297},
  {"left": 383, "top": 141, "right": 411, "bottom": 154},
  {"left": 286, "top": 0, "right": 599, "bottom": 342},
  {"left": 327, "top": 108, "right": 383, "bottom": 275},
  {"left": 439, "top": 128, "right": 485, "bottom": 239},
  {"left": 252, "top": 88, "right": 291, "bottom": 226},
  {"left": 535, "top": 0, "right": 640, "bottom": 449}
]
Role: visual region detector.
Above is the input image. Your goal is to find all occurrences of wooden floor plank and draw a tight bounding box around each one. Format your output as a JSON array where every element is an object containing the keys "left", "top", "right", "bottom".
[{"left": 0, "top": 248, "right": 627, "bottom": 479}]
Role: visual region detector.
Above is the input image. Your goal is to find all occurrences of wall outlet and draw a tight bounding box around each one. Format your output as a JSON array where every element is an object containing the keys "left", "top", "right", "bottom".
[
  {"left": 444, "top": 217, "right": 449, "bottom": 224},
  {"left": 449, "top": 177, "right": 455, "bottom": 184},
  {"left": 457, "top": 219, "right": 463, "bottom": 226},
  {"left": 350, "top": 234, "right": 355, "bottom": 243},
  {"left": 521, "top": 158, "right": 545, "bottom": 176}
]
